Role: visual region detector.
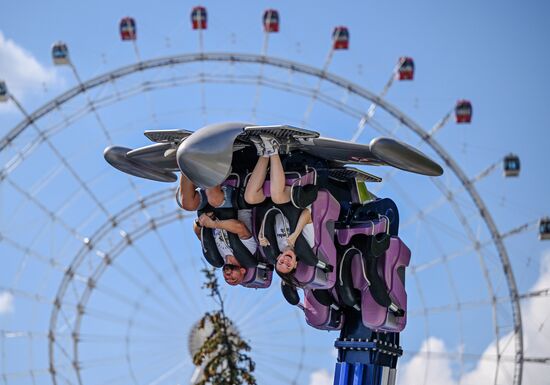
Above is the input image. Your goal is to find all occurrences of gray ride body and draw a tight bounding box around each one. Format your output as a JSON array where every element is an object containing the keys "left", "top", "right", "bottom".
[{"left": 104, "top": 121, "right": 443, "bottom": 188}]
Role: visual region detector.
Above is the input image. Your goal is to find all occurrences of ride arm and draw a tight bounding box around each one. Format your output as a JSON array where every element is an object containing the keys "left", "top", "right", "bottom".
[{"left": 179, "top": 174, "right": 201, "bottom": 211}]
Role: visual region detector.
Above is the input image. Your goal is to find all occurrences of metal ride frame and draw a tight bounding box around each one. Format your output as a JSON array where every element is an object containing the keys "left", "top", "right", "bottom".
[{"left": 0, "top": 52, "right": 524, "bottom": 385}]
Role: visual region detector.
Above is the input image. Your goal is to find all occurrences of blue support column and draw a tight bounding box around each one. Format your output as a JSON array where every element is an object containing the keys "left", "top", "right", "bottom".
[{"left": 333, "top": 310, "right": 402, "bottom": 385}]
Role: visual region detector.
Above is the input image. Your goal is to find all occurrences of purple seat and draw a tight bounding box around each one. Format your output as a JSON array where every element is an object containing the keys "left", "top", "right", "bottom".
[
  {"left": 359, "top": 237, "right": 409, "bottom": 332},
  {"left": 252, "top": 170, "right": 340, "bottom": 289},
  {"left": 338, "top": 220, "right": 411, "bottom": 332},
  {"left": 235, "top": 205, "right": 274, "bottom": 289},
  {"left": 240, "top": 261, "right": 273, "bottom": 289},
  {"left": 302, "top": 288, "right": 343, "bottom": 331},
  {"left": 294, "top": 190, "right": 340, "bottom": 289}
]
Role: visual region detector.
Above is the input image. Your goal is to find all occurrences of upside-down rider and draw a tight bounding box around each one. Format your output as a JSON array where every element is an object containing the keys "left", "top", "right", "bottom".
[
  {"left": 244, "top": 134, "right": 329, "bottom": 283},
  {"left": 178, "top": 174, "right": 257, "bottom": 286}
]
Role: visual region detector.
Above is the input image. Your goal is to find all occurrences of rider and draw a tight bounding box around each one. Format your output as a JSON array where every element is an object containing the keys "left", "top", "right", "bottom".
[
  {"left": 244, "top": 135, "right": 315, "bottom": 276},
  {"left": 179, "top": 174, "right": 257, "bottom": 286}
]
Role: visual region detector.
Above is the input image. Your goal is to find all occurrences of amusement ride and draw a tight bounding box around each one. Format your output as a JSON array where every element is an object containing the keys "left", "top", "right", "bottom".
[{"left": 0, "top": 6, "right": 548, "bottom": 385}]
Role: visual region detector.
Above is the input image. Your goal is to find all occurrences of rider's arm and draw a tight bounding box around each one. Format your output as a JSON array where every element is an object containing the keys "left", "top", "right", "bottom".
[
  {"left": 287, "top": 207, "right": 312, "bottom": 246},
  {"left": 179, "top": 174, "right": 201, "bottom": 211},
  {"left": 193, "top": 220, "right": 202, "bottom": 240},
  {"left": 198, "top": 214, "right": 252, "bottom": 240}
]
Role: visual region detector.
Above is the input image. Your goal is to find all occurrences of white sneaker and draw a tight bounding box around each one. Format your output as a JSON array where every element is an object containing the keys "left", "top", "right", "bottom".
[
  {"left": 260, "top": 135, "right": 280, "bottom": 156},
  {"left": 249, "top": 136, "right": 265, "bottom": 156}
]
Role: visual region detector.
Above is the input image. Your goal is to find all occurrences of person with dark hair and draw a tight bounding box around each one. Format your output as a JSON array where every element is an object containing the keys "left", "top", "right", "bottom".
[
  {"left": 244, "top": 135, "right": 315, "bottom": 276},
  {"left": 179, "top": 174, "right": 257, "bottom": 286}
]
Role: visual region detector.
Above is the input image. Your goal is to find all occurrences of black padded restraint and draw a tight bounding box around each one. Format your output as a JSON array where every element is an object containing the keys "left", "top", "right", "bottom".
[
  {"left": 261, "top": 202, "right": 318, "bottom": 267},
  {"left": 311, "top": 289, "right": 335, "bottom": 307},
  {"left": 225, "top": 231, "right": 257, "bottom": 268},
  {"left": 351, "top": 198, "right": 400, "bottom": 236},
  {"left": 202, "top": 207, "right": 258, "bottom": 268},
  {"left": 362, "top": 233, "right": 393, "bottom": 309},
  {"left": 200, "top": 226, "right": 225, "bottom": 268},
  {"left": 281, "top": 281, "right": 300, "bottom": 306},
  {"left": 291, "top": 184, "right": 319, "bottom": 209},
  {"left": 336, "top": 247, "right": 361, "bottom": 310}
]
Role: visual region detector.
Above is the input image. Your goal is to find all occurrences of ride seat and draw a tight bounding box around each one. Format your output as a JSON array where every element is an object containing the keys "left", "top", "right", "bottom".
[
  {"left": 303, "top": 288, "right": 343, "bottom": 331},
  {"left": 294, "top": 189, "right": 340, "bottom": 289},
  {"left": 337, "top": 219, "right": 411, "bottom": 332},
  {"left": 253, "top": 169, "right": 339, "bottom": 289},
  {"left": 240, "top": 261, "right": 274, "bottom": 289}
]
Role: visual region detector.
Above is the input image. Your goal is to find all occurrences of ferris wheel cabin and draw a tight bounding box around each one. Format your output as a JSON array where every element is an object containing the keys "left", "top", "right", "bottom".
[
  {"left": 191, "top": 6, "right": 207, "bottom": 30},
  {"left": 119, "top": 17, "right": 137, "bottom": 41},
  {"left": 455, "top": 100, "right": 472, "bottom": 123},
  {"left": 52, "top": 42, "right": 69, "bottom": 65},
  {"left": 540, "top": 218, "right": 550, "bottom": 241},
  {"left": 332, "top": 26, "right": 349, "bottom": 50},
  {"left": 397, "top": 57, "right": 414, "bottom": 80},
  {"left": 263, "top": 9, "right": 279, "bottom": 32},
  {"left": 503, "top": 154, "right": 520, "bottom": 177},
  {"left": 0, "top": 81, "right": 8, "bottom": 102}
]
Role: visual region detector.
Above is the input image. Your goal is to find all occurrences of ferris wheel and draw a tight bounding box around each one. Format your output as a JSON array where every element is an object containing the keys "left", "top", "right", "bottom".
[{"left": 0, "top": 6, "right": 548, "bottom": 385}]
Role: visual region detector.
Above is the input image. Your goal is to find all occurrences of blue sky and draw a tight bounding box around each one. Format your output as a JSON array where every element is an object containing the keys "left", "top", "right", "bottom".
[{"left": 1, "top": 1, "right": 550, "bottom": 384}]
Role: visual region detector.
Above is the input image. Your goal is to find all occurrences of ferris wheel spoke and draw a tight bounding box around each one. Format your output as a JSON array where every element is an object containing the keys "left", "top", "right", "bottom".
[
  {"left": 78, "top": 332, "right": 186, "bottom": 345},
  {"left": 91, "top": 282, "right": 182, "bottom": 325},
  {"left": 0, "top": 286, "right": 75, "bottom": 313},
  {"left": 126, "top": 349, "right": 188, "bottom": 382},
  {"left": 302, "top": 39, "right": 337, "bottom": 126},
  {"left": 2, "top": 177, "right": 84, "bottom": 243},
  {"left": 78, "top": 345, "right": 179, "bottom": 371},
  {"left": 8, "top": 95, "right": 112, "bottom": 220},
  {"left": 351, "top": 66, "right": 398, "bottom": 143},
  {"left": 245, "top": 323, "right": 305, "bottom": 340},
  {"left": 128, "top": 244, "right": 193, "bottom": 312},
  {"left": 54, "top": 369, "right": 76, "bottom": 385},
  {"left": 237, "top": 295, "right": 288, "bottom": 331},
  {"left": 67, "top": 62, "right": 113, "bottom": 143},
  {"left": 57, "top": 69, "right": 157, "bottom": 226},
  {"left": 250, "top": 30, "right": 271, "bottom": 122},
  {"left": 152, "top": 229, "right": 204, "bottom": 311},
  {"left": 92, "top": 264, "right": 186, "bottom": 323},
  {"left": 431, "top": 177, "right": 506, "bottom": 365},
  {"left": 231, "top": 285, "right": 281, "bottom": 328},
  {"left": 81, "top": 306, "right": 177, "bottom": 335},
  {"left": 390, "top": 180, "right": 470, "bottom": 243},
  {"left": 144, "top": 359, "right": 189, "bottom": 385},
  {"left": 107, "top": 252, "right": 188, "bottom": 318},
  {"left": 0, "top": 233, "right": 69, "bottom": 277},
  {"left": 426, "top": 109, "right": 454, "bottom": 138}
]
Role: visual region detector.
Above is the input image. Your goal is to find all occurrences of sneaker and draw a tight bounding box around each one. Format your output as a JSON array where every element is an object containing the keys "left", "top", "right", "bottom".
[
  {"left": 249, "top": 136, "right": 265, "bottom": 156},
  {"left": 260, "top": 135, "right": 280, "bottom": 156}
]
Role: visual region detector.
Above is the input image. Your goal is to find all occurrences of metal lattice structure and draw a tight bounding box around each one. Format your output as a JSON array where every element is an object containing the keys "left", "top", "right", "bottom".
[{"left": 1, "top": 28, "right": 546, "bottom": 384}]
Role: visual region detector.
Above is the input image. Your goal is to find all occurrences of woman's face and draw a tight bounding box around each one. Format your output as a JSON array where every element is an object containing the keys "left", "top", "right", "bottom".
[
  {"left": 222, "top": 256, "right": 246, "bottom": 285},
  {"left": 276, "top": 249, "right": 297, "bottom": 274}
]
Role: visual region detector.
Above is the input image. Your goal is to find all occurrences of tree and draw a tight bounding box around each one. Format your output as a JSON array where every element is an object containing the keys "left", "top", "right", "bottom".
[{"left": 192, "top": 267, "right": 257, "bottom": 385}]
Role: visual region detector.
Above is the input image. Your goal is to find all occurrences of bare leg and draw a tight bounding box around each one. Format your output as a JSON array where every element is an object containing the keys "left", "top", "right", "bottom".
[
  {"left": 179, "top": 173, "right": 201, "bottom": 211},
  {"left": 205, "top": 185, "right": 224, "bottom": 208},
  {"left": 244, "top": 156, "right": 269, "bottom": 204},
  {"left": 270, "top": 154, "right": 291, "bottom": 204}
]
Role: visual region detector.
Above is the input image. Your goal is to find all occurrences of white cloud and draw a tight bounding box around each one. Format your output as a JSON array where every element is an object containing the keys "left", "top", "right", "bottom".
[
  {"left": 0, "top": 30, "right": 60, "bottom": 111},
  {"left": 0, "top": 291, "right": 14, "bottom": 314},
  {"left": 398, "top": 249, "right": 550, "bottom": 385},
  {"left": 309, "top": 368, "right": 332, "bottom": 385}
]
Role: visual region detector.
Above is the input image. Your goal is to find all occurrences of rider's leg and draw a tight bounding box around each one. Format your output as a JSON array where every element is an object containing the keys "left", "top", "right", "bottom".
[
  {"left": 269, "top": 153, "right": 291, "bottom": 204},
  {"left": 205, "top": 185, "right": 224, "bottom": 207},
  {"left": 244, "top": 156, "right": 269, "bottom": 205}
]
